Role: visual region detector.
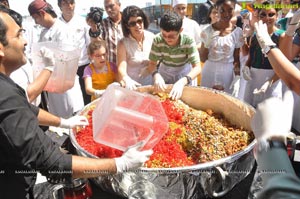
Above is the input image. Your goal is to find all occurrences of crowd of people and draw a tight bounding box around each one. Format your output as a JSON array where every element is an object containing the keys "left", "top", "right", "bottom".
[{"left": 0, "top": 0, "right": 300, "bottom": 198}]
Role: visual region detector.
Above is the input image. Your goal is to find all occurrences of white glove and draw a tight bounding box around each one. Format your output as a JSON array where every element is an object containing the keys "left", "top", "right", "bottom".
[
  {"left": 122, "top": 76, "right": 141, "bottom": 90},
  {"left": 114, "top": 142, "right": 153, "bottom": 173},
  {"left": 59, "top": 116, "right": 89, "bottom": 129},
  {"left": 94, "top": 89, "right": 105, "bottom": 98},
  {"left": 251, "top": 90, "right": 293, "bottom": 141},
  {"left": 169, "top": 77, "right": 186, "bottom": 100},
  {"left": 254, "top": 79, "right": 272, "bottom": 94},
  {"left": 242, "top": 66, "right": 252, "bottom": 81},
  {"left": 254, "top": 21, "right": 276, "bottom": 52},
  {"left": 40, "top": 47, "right": 55, "bottom": 72},
  {"left": 153, "top": 73, "right": 167, "bottom": 92},
  {"left": 230, "top": 75, "right": 240, "bottom": 98},
  {"left": 286, "top": 9, "right": 300, "bottom": 36}
]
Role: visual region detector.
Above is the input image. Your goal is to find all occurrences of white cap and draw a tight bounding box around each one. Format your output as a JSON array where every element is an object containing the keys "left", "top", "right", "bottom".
[{"left": 172, "top": 0, "right": 187, "bottom": 7}]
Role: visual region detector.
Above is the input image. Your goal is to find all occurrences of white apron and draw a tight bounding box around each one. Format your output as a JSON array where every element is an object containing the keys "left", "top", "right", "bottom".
[
  {"left": 244, "top": 68, "right": 282, "bottom": 107},
  {"left": 158, "top": 63, "right": 192, "bottom": 84},
  {"left": 200, "top": 60, "right": 235, "bottom": 94}
]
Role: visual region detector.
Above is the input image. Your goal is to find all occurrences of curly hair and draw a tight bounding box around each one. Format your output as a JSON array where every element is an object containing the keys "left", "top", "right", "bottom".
[
  {"left": 159, "top": 10, "right": 182, "bottom": 32},
  {"left": 121, "top": 5, "right": 149, "bottom": 37}
]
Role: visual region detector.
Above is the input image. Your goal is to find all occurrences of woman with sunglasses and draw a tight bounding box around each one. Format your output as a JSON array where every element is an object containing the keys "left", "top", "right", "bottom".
[
  {"left": 117, "top": 5, "right": 154, "bottom": 90},
  {"left": 243, "top": 1, "right": 285, "bottom": 108},
  {"left": 200, "top": 0, "right": 243, "bottom": 97}
]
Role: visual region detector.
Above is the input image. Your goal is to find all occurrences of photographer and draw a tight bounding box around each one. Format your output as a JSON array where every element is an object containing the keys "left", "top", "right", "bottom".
[
  {"left": 86, "top": 0, "right": 123, "bottom": 78},
  {"left": 86, "top": 7, "right": 104, "bottom": 38}
]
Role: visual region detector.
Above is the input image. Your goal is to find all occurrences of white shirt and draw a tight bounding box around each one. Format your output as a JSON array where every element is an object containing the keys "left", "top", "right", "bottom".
[
  {"left": 59, "top": 14, "right": 90, "bottom": 66},
  {"left": 38, "top": 18, "right": 84, "bottom": 117},
  {"left": 10, "top": 61, "right": 41, "bottom": 106},
  {"left": 182, "top": 17, "right": 202, "bottom": 45},
  {"left": 39, "top": 19, "right": 67, "bottom": 42}
]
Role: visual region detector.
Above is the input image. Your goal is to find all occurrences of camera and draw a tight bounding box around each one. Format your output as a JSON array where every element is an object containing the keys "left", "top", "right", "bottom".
[{"left": 87, "top": 7, "right": 104, "bottom": 24}]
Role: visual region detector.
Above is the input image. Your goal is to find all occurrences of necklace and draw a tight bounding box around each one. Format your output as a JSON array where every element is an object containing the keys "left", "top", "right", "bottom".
[{"left": 132, "top": 34, "right": 144, "bottom": 50}]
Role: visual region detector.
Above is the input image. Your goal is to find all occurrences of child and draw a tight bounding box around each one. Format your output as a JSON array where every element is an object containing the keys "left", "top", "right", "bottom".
[
  {"left": 83, "top": 40, "right": 116, "bottom": 101},
  {"left": 146, "top": 10, "right": 201, "bottom": 100}
]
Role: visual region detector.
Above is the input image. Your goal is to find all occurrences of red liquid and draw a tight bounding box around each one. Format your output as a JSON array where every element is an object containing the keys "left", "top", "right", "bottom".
[{"left": 64, "top": 181, "right": 92, "bottom": 199}]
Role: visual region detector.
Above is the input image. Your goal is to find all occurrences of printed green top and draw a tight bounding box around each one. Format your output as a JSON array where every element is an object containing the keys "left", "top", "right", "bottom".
[{"left": 149, "top": 33, "right": 200, "bottom": 67}]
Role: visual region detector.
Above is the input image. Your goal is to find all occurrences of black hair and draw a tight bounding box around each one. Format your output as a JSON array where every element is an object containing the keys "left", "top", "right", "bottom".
[
  {"left": 159, "top": 10, "right": 182, "bottom": 32},
  {"left": 0, "top": 5, "right": 23, "bottom": 46},
  {"left": 44, "top": 3, "right": 57, "bottom": 18},
  {"left": 121, "top": 6, "right": 149, "bottom": 37},
  {"left": 207, "top": 5, "right": 217, "bottom": 24},
  {"left": 215, "top": 0, "right": 237, "bottom": 8},
  {"left": 58, "top": 0, "right": 75, "bottom": 7}
]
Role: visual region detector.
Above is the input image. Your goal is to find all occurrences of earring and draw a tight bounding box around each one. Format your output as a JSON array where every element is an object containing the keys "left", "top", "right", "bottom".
[{"left": 91, "top": 59, "right": 95, "bottom": 63}]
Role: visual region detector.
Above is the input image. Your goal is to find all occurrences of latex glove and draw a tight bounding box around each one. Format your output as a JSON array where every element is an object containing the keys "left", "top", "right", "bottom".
[
  {"left": 153, "top": 73, "right": 167, "bottom": 92},
  {"left": 254, "top": 21, "right": 276, "bottom": 51},
  {"left": 114, "top": 142, "right": 153, "bottom": 173},
  {"left": 169, "top": 77, "right": 186, "bottom": 100},
  {"left": 251, "top": 90, "right": 293, "bottom": 141},
  {"left": 254, "top": 79, "right": 272, "bottom": 94},
  {"left": 122, "top": 76, "right": 141, "bottom": 90},
  {"left": 286, "top": 9, "right": 300, "bottom": 36},
  {"left": 229, "top": 75, "right": 240, "bottom": 98},
  {"left": 242, "top": 66, "right": 252, "bottom": 81},
  {"left": 40, "top": 47, "right": 55, "bottom": 72},
  {"left": 94, "top": 89, "right": 105, "bottom": 98},
  {"left": 59, "top": 116, "right": 89, "bottom": 129}
]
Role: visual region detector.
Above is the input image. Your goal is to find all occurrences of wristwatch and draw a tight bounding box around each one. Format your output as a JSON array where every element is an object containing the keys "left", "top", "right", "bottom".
[
  {"left": 255, "top": 137, "right": 286, "bottom": 156},
  {"left": 262, "top": 45, "right": 277, "bottom": 55},
  {"left": 185, "top": 75, "right": 192, "bottom": 85}
]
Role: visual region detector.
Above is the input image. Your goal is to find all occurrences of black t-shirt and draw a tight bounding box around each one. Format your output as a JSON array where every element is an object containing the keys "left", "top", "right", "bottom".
[{"left": 0, "top": 73, "right": 72, "bottom": 199}]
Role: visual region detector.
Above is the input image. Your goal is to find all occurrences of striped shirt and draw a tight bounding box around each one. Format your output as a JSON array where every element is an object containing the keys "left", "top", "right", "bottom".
[
  {"left": 149, "top": 33, "right": 200, "bottom": 67},
  {"left": 100, "top": 17, "right": 123, "bottom": 70}
]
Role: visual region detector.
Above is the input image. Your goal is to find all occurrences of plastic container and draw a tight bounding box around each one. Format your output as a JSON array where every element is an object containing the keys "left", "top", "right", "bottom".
[
  {"left": 31, "top": 42, "right": 81, "bottom": 93},
  {"left": 92, "top": 84, "right": 169, "bottom": 151}
]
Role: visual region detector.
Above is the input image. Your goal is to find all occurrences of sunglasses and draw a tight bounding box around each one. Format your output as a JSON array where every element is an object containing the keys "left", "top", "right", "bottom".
[
  {"left": 128, "top": 19, "right": 143, "bottom": 27},
  {"left": 259, "top": 12, "right": 276, "bottom": 18}
]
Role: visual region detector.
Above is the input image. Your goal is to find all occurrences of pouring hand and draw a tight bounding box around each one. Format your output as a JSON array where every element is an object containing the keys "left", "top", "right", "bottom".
[
  {"left": 114, "top": 142, "right": 153, "bottom": 173},
  {"left": 59, "top": 116, "right": 89, "bottom": 129}
]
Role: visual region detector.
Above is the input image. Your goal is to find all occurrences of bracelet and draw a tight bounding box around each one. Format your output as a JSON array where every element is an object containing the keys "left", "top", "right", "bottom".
[{"left": 152, "top": 70, "right": 159, "bottom": 77}]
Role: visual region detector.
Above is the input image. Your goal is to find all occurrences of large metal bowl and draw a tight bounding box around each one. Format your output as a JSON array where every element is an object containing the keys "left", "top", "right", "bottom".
[{"left": 70, "top": 86, "right": 256, "bottom": 198}]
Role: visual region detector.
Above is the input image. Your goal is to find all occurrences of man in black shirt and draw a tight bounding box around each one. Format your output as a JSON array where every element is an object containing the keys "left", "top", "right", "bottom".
[{"left": 0, "top": 5, "right": 152, "bottom": 199}]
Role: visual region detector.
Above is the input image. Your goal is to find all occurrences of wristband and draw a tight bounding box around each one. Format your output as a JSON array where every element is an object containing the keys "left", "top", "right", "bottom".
[
  {"left": 185, "top": 75, "right": 192, "bottom": 85},
  {"left": 152, "top": 70, "right": 159, "bottom": 77}
]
